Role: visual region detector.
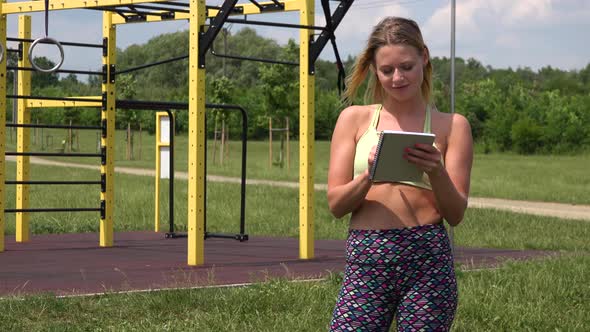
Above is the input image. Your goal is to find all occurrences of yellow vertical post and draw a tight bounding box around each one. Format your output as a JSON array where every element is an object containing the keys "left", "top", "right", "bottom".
[
  {"left": 187, "top": 0, "right": 206, "bottom": 266},
  {"left": 101, "top": 12, "right": 116, "bottom": 247},
  {"left": 0, "top": 1, "right": 7, "bottom": 252},
  {"left": 16, "top": 15, "right": 31, "bottom": 242},
  {"left": 299, "top": 0, "right": 315, "bottom": 259}
]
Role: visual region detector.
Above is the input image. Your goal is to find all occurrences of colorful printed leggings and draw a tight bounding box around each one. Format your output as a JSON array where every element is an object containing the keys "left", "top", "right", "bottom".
[{"left": 330, "top": 223, "right": 457, "bottom": 332}]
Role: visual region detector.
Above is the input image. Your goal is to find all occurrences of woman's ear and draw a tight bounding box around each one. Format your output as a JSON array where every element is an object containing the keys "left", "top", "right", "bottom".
[{"left": 422, "top": 46, "right": 430, "bottom": 66}]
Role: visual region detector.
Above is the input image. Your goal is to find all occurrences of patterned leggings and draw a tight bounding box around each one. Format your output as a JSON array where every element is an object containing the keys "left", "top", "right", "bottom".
[{"left": 330, "top": 223, "right": 457, "bottom": 332}]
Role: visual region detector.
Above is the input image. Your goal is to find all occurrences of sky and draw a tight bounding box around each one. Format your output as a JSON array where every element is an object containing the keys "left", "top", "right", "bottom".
[{"left": 4, "top": 0, "right": 590, "bottom": 77}]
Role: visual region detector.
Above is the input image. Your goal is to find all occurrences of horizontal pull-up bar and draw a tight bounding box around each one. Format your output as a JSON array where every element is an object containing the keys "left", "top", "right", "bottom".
[
  {"left": 7, "top": 95, "right": 102, "bottom": 103},
  {"left": 6, "top": 152, "right": 103, "bottom": 158},
  {"left": 4, "top": 207, "right": 101, "bottom": 213},
  {"left": 7, "top": 37, "right": 104, "bottom": 49},
  {"left": 8, "top": 66, "right": 103, "bottom": 76},
  {"left": 6, "top": 123, "right": 103, "bottom": 131},
  {"left": 117, "top": 54, "right": 188, "bottom": 75},
  {"left": 225, "top": 18, "right": 326, "bottom": 30},
  {"left": 6, "top": 180, "right": 102, "bottom": 185}
]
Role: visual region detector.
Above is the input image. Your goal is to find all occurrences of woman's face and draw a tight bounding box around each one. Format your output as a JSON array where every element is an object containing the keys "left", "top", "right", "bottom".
[{"left": 374, "top": 44, "right": 427, "bottom": 103}]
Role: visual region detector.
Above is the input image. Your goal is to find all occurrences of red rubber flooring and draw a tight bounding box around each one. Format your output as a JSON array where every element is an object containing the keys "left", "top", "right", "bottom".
[{"left": 0, "top": 232, "right": 554, "bottom": 296}]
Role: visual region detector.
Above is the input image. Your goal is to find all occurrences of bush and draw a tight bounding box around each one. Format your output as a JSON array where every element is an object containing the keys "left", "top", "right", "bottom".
[{"left": 511, "top": 117, "right": 544, "bottom": 154}]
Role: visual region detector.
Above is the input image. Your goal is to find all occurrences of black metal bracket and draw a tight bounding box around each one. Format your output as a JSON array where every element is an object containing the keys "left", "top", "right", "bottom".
[
  {"left": 102, "top": 65, "right": 107, "bottom": 84},
  {"left": 248, "top": 0, "right": 284, "bottom": 12},
  {"left": 109, "top": 64, "right": 116, "bottom": 83},
  {"left": 198, "top": 0, "right": 239, "bottom": 69},
  {"left": 101, "top": 173, "right": 106, "bottom": 193},
  {"left": 102, "top": 37, "right": 108, "bottom": 57},
  {"left": 100, "top": 200, "right": 106, "bottom": 219},
  {"left": 101, "top": 92, "right": 107, "bottom": 110},
  {"left": 18, "top": 42, "right": 23, "bottom": 61},
  {"left": 125, "top": 14, "right": 147, "bottom": 23},
  {"left": 101, "top": 119, "right": 107, "bottom": 138},
  {"left": 309, "top": 0, "right": 354, "bottom": 75},
  {"left": 160, "top": 11, "right": 175, "bottom": 20},
  {"left": 101, "top": 146, "right": 107, "bottom": 165}
]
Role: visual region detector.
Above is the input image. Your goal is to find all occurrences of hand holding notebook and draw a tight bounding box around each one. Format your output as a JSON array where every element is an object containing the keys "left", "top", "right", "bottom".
[{"left": 369, "top": 130, "right": 436, "bottom": 183}]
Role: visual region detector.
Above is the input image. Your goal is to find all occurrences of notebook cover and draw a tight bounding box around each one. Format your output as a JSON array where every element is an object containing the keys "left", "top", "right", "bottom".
[{"left": 369, "top": 130, "right": 436, "bottom": 183}]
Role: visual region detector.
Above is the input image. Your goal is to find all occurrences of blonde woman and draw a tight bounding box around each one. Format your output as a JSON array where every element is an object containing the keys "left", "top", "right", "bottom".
[{"left": 327, "top": 17, "right": 473, "bottom": 331}]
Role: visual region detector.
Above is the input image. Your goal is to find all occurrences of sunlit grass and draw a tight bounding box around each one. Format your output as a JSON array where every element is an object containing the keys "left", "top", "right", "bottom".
[
  {"left": 1, "top": 255, "right": 588, "bottom": 331},
  {"left": 8, "top": 129, "right": 590, "bottom": 204}
]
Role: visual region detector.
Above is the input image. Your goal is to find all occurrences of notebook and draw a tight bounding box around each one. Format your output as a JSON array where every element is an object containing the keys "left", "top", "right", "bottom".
[{"left": 369, "top": 130, "right": 436, "bottom": 183}]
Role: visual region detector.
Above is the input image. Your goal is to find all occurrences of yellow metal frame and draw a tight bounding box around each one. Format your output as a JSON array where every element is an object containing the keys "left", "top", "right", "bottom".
[
  {"left": 0, "top": 1, "right": 7, "bottom": 252},
  {"left": 187, "top": 0, "right": 206, "bottom": 266},
  {"left": 16, "top": 15, "right": 32, "bottom": 242},
  {"left": 110, "top": 0, "right": 300, "bottom": 25},
  {"left": 154, "top": 112, "right": 172, "bottom": 233},
  {"left": 0, "top": 0, "right": 320, "bottom": 264},
  {"left": 100, "top": 12, "right": 116, "bottom": 247},
  {"left": 2, "top": 0, "right": 167, "bottom": 14},
  {"left": 298, "top": 0, "right": 314, "bottom": 259}
]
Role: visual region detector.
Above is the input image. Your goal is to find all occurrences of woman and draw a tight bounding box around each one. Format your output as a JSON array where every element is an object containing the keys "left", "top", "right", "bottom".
[{"left": 327, "top": 17, "right": 473, "bottom": 331}]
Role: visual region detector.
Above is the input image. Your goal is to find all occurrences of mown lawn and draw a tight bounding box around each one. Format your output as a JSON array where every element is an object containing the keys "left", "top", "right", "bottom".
[
  {"left": 0, "top": 161, "right": 589, "bottom": 331},
  {"left": 8, "top": 130, "right": 590, "bottom": 204}
]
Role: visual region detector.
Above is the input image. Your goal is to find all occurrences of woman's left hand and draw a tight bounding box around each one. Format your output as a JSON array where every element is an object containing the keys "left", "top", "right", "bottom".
[{"left": 403, "top": 143, "right": 444, "bottom": 176}]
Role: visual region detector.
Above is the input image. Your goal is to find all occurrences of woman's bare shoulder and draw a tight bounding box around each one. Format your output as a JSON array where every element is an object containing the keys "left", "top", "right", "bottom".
[
  {"left": 431, "top": 107, "right": 470, "bottom": 132},
  {"left": 336, "top": 104, "right": 377, "bottom": 127}
]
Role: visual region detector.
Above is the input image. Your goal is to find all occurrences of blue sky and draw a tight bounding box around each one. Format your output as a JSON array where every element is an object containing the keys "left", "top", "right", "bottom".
[{"left": 5, "top": 0, "right": 590, "bottom": 75}]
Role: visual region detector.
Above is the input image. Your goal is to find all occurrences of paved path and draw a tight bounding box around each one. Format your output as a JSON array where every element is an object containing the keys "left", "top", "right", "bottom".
[{"left": 11, "top": 157, "right": 590, "bottom": 221}]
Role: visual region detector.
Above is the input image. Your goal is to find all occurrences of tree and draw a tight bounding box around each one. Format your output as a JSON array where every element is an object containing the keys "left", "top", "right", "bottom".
[{"left": 31, "top": 57, "right": 59, "bottom": 91}]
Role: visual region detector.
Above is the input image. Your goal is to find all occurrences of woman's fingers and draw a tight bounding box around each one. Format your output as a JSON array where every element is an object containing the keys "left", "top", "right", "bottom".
[{"left": 403, "top": 144, "right": 442, "bottom": 174}]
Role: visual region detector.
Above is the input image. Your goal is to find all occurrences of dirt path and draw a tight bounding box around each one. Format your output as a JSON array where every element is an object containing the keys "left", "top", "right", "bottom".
[{"left": 11, "top": 157, "right": 590, "bottom": 221}]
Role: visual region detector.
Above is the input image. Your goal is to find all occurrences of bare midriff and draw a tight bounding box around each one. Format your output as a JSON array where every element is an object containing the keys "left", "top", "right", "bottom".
[{"left": 349, "top": 183, "right": 442, "bottom": 230}]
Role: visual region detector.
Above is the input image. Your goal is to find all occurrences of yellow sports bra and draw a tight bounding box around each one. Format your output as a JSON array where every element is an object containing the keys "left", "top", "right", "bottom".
[{"left": 353, "top": 104, "right": 438, "bottom": 190}]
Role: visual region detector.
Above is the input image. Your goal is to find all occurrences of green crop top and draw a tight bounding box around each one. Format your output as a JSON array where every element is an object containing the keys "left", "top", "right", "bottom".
[{"left": 352, "top": 104, "right": 439, "bottom": 190}]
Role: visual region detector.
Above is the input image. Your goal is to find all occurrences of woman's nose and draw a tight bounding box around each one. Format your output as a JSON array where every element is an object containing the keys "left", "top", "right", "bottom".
[{"left": 392, "top": 69, "right": 405, "bottom": 83}]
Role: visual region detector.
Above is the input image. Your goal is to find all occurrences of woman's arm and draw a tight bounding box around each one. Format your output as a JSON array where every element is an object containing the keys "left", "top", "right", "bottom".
[
  {"left": 405, "top": 114, "right": 473, "bottom": 226},
  {"left": 327, "top": 107, "right": 374, "bottom": 219}
]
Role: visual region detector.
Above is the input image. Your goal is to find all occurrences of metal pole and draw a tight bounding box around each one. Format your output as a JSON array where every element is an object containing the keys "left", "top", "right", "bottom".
[{"left": 449, "top": 0, "right": 456, "bottom": 252}]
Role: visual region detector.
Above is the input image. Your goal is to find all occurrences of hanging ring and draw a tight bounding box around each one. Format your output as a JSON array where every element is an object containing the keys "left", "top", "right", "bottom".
[{"left": 28, "top": 37, "right": 64, "bottom": 73}]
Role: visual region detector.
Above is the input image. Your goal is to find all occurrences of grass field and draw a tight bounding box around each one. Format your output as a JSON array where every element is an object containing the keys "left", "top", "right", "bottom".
[
  {"left": 7, "top": 128, "right": 590, "bottom": 204},
  {"left": 1, "top": 254, "right": 587, "bottom": 331},
  {"left": 1, "top": 132, "right": 589, "bottom": 331},
  {"left": 3, "top": 162, "right": 590, "bottom": 252}
]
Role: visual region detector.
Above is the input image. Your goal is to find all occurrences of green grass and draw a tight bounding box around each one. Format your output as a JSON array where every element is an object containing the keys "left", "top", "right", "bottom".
[
  {"left": 0, "top": 255, "right": 588, "bottom": 331},
  {"left": 8, "top": 129, "right": 590, "bottom": 204},
  {"left": 453, "top": 254, "right": 590, "bottom": 331},
  {"left": 2, "top": 139, "right": 590, "bottom": 331},
  {"left": 470, "top": 153, "right": 590, "bottom": 204},
  {"left": 4, "top": 162, "right": 590, "bottom": 254}
]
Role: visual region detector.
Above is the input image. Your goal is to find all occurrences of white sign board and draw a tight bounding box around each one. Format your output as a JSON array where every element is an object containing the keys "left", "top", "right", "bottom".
[
  {"left": 160, "top": 116, "right": 170, "bottom": 143},
  {"left": 160, "top": 146, "right": 170, "bottom": 179}
]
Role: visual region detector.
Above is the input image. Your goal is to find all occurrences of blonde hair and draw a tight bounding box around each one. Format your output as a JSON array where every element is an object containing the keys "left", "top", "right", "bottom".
[{"left": 342, "top": 17, "right": 433, "bottom": 105}]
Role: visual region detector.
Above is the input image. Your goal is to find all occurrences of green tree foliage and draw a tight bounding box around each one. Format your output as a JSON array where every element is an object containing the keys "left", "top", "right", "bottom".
[
  {"left": 8, "top": 28, "right": 589, "bottom": 154},
  {"left": 258, "top": 39, "right": 299, "bottom": 134}
]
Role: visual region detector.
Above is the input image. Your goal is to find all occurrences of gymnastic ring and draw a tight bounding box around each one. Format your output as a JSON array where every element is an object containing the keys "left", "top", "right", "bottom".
[
  {"left": 0, "top": 43, "right": 4, "bottom": 64},
  {"left": 28, "top": 37, "right": 64, "bottom": 73}
]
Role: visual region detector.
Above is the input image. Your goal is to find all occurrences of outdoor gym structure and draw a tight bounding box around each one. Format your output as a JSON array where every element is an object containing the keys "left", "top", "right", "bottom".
[{"left": 0, "top": 0, "right": 354, "bottom": 266}]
